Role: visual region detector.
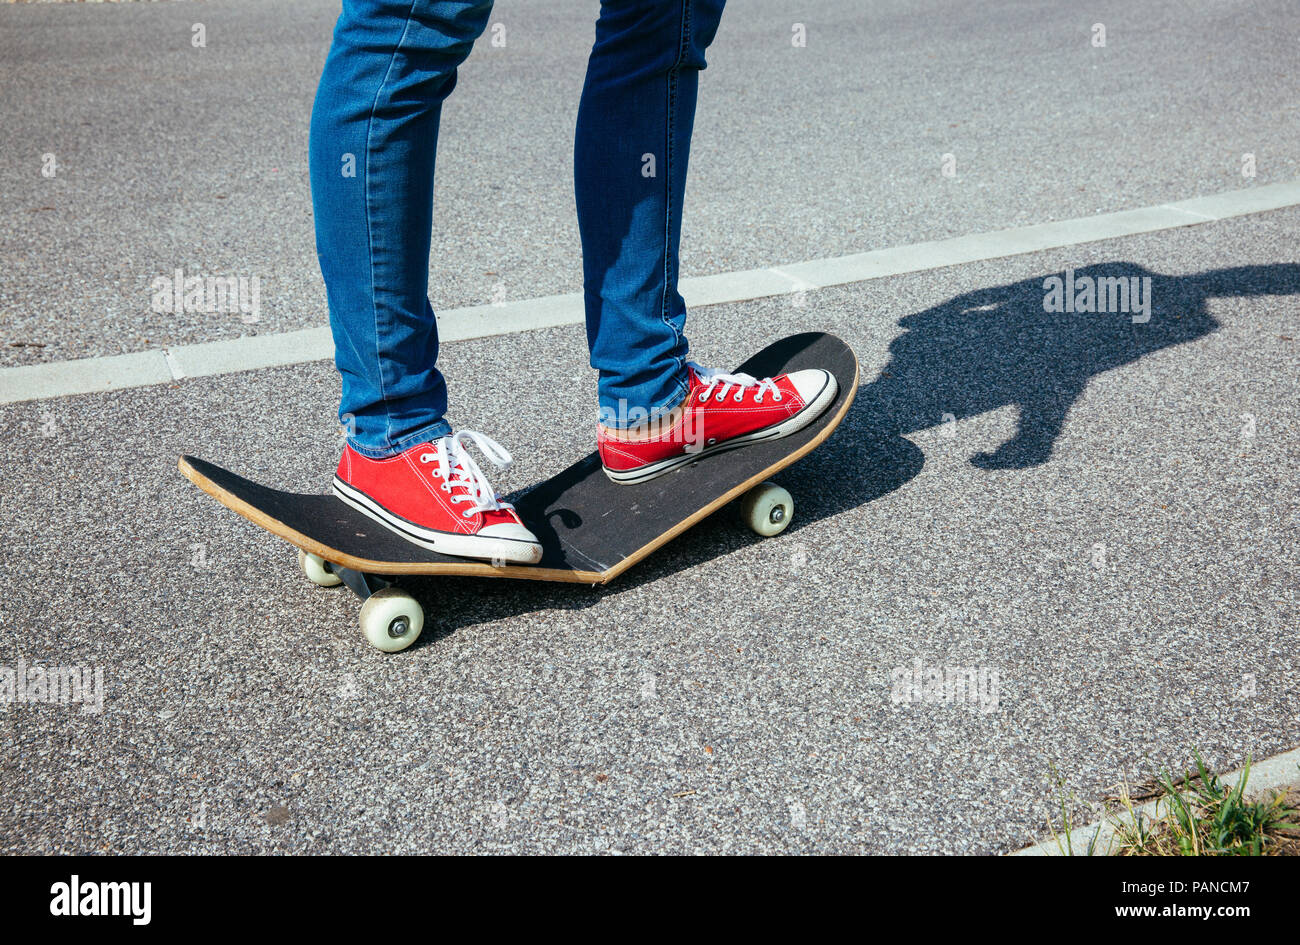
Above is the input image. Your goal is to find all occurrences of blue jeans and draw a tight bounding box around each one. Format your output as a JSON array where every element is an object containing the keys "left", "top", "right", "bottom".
[{"left": 310, "top": 0, "right": 726, "bottom": 457}]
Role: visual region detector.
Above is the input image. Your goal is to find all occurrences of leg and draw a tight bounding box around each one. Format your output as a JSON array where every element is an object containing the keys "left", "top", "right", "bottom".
[
  {"left": 577, "top": 2, "right": 839, "bottom": 485},
  {"left": 310, "top": 0, "right": 494, "bottom": 458},
  {"left": 575, "top": 0, "right": 727, "bottom": 430}
]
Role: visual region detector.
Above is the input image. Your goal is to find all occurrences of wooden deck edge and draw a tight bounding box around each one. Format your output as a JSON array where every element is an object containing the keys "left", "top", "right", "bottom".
[
  {"left": 177, "top": 342, "right": 858, "bottom": 588},
  {"left": 177, "top": 456, "right": 611, "bottom": 584}
]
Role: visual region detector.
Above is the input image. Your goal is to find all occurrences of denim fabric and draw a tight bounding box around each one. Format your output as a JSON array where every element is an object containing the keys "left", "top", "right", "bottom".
[{"left": 310, "top": 0, "right": 725, "bottom": 454}]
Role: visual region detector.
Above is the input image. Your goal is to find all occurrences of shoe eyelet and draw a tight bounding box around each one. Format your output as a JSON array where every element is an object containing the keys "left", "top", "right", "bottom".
[
  {"left": 754, "top": 397, "right": 763, "bottom": 405},
  {"left": 419, "top": 453, "right": 433, "bottom": 463},
  {"left": 462, "top": 511, "right": 473, "bottom": 519},
  {"left": 733, "top": 394, "right": 743, "bottom": 402},
  {"left": 442, "top": 484, "right": 451, "bottom": 493},
  {"left": 707, "top": 437, "right": 717, "bottom": 445},
  {"left": 774, "top": 394, "right": 783, "bottom": 402}
]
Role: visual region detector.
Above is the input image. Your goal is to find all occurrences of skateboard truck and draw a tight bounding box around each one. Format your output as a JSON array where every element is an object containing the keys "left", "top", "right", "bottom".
[
  {"left": 331, "top": 563, "right": 391, "bottom": 601},
  {"left": 296, "top": 550, "right": 423, "bottom": 653}
]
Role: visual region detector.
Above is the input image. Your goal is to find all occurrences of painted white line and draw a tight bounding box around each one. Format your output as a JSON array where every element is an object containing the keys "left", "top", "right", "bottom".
[
  {"left": 167, "top": 325, "right": 335, "bottom": 380},
  {"left": 435, "top": 292, "right": 584, "bottom": 344},
  {"left": 682, "top": 267, "right": 799, "bottom": 307},
  {"left": 1160, "top": 204, "right": 1217, "bottom": 222},
  {"left": 0, "top": 349, "right": 173, "bottom": 404},
  {"left": 2, "top": 179, "right": 1298, "bottom": 406},
  {"left": 765, "top": 266, "right": 818, "bottom": 293},
  {"left": 162, "top": 348, "right": 186, "bottom": 382},
  {"left": 1012, "top": 743, "right": 1300, "bottom": 856}
]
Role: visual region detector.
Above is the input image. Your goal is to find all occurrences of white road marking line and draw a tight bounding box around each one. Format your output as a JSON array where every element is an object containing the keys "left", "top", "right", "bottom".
[
  {"left": 1160, "top": 204, "right": 1217, "bottom": 221},
  {"left": 162, "top": 348, "right": 186, "bottom": 382},
  {"left": 0, "top": 349, "right": 173, "bottom": 404},
  {"left": 2, "top": 179, "right": 1298, "bottom": 407}
]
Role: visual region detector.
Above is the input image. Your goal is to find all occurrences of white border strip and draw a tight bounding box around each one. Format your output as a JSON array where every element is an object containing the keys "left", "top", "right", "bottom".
[
  {"left": 3, "top": 179, "right": 1298, "bottom": 406},
  {"left": 1012, "top": 743, "right": 1300, "bottom": 856}
]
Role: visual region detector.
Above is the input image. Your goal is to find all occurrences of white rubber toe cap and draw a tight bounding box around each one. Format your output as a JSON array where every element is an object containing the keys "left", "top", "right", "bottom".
[
  {"left": 479, "top": 522, "right": 543, "bottom": 563},
  {"left": 787, "top": 368, "right": 837, "bottom": 410}
]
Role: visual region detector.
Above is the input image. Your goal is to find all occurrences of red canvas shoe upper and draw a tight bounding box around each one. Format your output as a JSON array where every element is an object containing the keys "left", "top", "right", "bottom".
[
  {"left": 332, "top": 432, "right": 540, "bottom": 562},
  {"left": 597, "top": 363, "right": 826, "bottom": 473}
]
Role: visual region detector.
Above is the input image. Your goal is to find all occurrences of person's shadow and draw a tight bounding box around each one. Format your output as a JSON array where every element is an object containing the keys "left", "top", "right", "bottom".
[
  {"left": 404, "top": 261, "right": 1299, "bottom": 642},
  {"left": 852, "top": 262, "right": 1298, "bottom": 469}
]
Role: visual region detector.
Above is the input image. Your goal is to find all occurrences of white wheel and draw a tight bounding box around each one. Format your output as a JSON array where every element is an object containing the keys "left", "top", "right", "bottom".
[
  {"left": 741, "top": 482, "right": 794, "bottom": 537},
  {"left": 298, "top": 549, "right": 342, "bottom": 587},
  {"left": 358, "top": 587, "right": 423, "bottom": 653}
]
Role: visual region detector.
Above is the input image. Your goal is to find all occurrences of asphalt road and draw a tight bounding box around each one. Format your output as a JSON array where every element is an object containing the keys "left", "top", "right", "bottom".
[
  {"left": 0, "top": 0, "right": 1297, "bottom": 854},
  {"left": 3, "top": 0, "right": 1299, "bottom": 364}
]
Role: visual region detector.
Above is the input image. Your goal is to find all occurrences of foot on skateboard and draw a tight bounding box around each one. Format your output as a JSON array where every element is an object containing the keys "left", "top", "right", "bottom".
[
  {"left": 332, "top": 430, "right": 543, "bottom": 565},
  {"left": 177, "top": 333, "right": 857, "bottom": 652},
  {"left": 597, "top": 363, "right": 837, "bottom": 484}
]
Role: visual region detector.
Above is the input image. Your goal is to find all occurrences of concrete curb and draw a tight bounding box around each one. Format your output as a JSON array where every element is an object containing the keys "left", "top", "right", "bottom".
[{"left": 1012, "top": 744, "right": 1300, "bottom": 856}]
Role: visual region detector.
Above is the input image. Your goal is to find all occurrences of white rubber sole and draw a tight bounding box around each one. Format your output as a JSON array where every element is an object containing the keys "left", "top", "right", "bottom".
[
  {"left": 603, "top": 371, "right": 838, "bottom": 485},
  {"left": 331, "top": 477, "right": 543, "bottom": 564}
]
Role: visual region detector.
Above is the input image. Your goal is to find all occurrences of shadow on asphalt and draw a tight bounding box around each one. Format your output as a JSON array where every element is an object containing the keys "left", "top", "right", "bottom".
[
  {"left": 858, "top": 262, "right": 1300, "bottom": 469},
  {"left": 404, "top": 262, "right": 1300, "bottom": 642}
]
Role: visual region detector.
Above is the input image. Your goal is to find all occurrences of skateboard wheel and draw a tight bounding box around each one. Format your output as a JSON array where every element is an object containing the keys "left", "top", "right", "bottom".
[
  {"left": 741, "top": 482, "right": 794, "bottom": 537},
  {"left": 298, "top": 549, "right": 342, "bottom": 587},
  {"left": 359, "top": 587, "right": 424, "bottom": 653}
]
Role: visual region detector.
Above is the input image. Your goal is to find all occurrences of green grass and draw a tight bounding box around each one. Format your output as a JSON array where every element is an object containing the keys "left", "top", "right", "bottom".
[
  {"left": 1043, "top": 752, "right": 1300, "bottom": 856},
  {"left": 1112, "top": 752, "right": 1296, "bottom": 856},
  {"left": 1044, "top": 761, "right": 1106, "bottom": 855}
]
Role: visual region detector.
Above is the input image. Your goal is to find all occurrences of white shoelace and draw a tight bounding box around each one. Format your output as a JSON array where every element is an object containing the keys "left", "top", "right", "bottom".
[
  {"left": 419, "top": 430, "right": 515, "bottom": 519},
  {"left": 691, "top": 362, "right": 782, "bottom": 404}
]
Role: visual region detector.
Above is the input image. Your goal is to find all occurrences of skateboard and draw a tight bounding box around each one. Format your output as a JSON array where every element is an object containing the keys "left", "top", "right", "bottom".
[{"left": 179, "top": 332, "right": 858, "bottom": 652}]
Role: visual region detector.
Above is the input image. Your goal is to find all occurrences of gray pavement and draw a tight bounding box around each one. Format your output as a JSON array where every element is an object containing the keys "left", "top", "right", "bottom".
[
  {"left": 3, "top": 0, "right": 1300, "bottom": 363},
  {"left": 0, "top": 0, "right": 1298, "bottom": 854},
  {"left": 2, "top": 208, "right": 1297, "bottom": 854}
]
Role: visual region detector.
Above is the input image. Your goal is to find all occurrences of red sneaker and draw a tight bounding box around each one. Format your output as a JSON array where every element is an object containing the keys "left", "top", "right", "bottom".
[
  {"left": 332, "top": 431, "right": 542, "bottom": 563},
  {"left": 597, "top": 362, "right": 837, "bottom": 484}
]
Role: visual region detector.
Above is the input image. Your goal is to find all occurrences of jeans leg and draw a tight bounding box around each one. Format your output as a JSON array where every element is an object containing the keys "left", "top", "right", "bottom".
[
  {"left": 575, "top": 0, "right": 727, "bottom": 430},
  {"left": 310, "top": 0, "right": 494, "bottom": 458}
]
